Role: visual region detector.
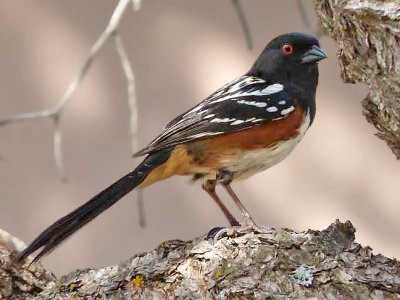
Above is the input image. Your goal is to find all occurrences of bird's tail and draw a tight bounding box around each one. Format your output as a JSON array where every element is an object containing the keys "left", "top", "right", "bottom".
[{"left": 17, "top": 148, "right": 172, "bottom": 263}]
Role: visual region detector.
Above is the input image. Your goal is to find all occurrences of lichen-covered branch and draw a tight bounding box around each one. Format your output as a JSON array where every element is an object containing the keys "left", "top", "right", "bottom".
[
  {"left": 1, "top": 221, "right": 399, "bottom": 299},
  {"left": 313, "top": 0, "right": 400, "bottom": 158},
  {"left": 0, "top": 230, "right": 55, "bottom": 299}
]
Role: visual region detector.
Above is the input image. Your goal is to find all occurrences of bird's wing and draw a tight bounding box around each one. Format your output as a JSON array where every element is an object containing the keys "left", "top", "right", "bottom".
[{"left": 133, "top": 76, "right": 298, "bottom": 157}]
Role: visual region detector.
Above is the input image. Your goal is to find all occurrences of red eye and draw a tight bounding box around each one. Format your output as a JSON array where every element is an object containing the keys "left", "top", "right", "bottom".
[{"left": 282, "top": 44, "right": 293, "bottom": 55}]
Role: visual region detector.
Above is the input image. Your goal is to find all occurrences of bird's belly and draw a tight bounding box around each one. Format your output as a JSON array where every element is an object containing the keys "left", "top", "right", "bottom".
[
  {"left": 226, "top": 137, "right": 300, "bottom": 180},
  {"left": 225, "top": 112, "right": 310, "bottom": 180},
  {"left": 187, "top": 111, "right": 310, "bottom": 182}
]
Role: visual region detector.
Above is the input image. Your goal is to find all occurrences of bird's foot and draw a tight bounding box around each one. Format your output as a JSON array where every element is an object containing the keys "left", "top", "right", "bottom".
[
  {"left": 239, "top": 218, "right": 275, "bottom": 234},
  {"left": 208, "top": 219, "right": 275, "bottom": 242}
]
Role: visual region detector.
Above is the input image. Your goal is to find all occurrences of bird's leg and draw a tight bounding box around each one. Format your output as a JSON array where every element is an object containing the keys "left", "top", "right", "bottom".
[
  {"left": 218, "top": 170, "right": 274, "bottom": 235},
  {"left": 202, "top": 180, "right": 240, "bottom": 227},
  {"left": 223, "top": 183, "right": 256, "bottom": 225},
  {"left": 223, "top": 183, "right": 273, "bottom": 233}
]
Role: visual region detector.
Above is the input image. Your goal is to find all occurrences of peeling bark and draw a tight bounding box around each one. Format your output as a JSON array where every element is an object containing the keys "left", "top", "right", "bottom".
[
  {"left": 0, "top": 235, "right": 55, "bottom": 299},
  {"left": 313, "top": 0, "right": 400, "bottom": 158},
  {"left": 1, "top": 221, "right": 399, "bottom": 299}
]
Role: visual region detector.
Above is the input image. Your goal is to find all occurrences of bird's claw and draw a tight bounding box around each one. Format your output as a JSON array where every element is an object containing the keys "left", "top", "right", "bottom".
[
  {"left": 208, "top": 220, "right": 275, "bottom": 243},
  {"left": 239, "top": 219, "right": 275, "bottom": 234}
]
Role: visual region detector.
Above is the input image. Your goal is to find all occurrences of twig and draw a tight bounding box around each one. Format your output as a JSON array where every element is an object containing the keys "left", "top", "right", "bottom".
[
  {"left": 231, "top": 0, "right": 253, "bottom": 50},
  {"left": 0, "top": 0, "right": 134, "bottom": 177},
  {"left": 52, "top": 115, "right": 66, "bottom": 181},
  {"left": 130, "top": 0, "right": 142, "bottom": 11},
  {"left": 137, "top": 189, "right": 145, "bottom": 227},
  {"left": 113, "top": 32, "right": 145, "bottom": 226},
  {"left": 297, "top": 0, "right": 325, "bottom": 38},
  {"left": 114, "top": 32, "right": 138, "bottom": 152},
  {"left": 297, "top": 0, "right": 311, "bottom": 29}
]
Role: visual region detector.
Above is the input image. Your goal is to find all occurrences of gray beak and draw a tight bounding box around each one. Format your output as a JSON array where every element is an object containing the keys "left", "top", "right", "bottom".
[{"left": 301, "top": 45, "right": 327, "bottom": 64}]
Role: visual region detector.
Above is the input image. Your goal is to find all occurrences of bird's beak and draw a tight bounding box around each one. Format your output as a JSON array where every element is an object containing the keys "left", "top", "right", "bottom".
[{"left": 301, "top": 45, "right": 327, "bottom": 64}]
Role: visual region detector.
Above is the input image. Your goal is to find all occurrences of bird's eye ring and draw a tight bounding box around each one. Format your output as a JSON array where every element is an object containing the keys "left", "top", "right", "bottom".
[{"left": 282, "top": 44, "right": 293, "bottom": 55}]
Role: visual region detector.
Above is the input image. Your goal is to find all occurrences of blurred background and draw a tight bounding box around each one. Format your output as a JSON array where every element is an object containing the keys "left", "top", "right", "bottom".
[{"left": 0, "top": 0, "right": 399, "bottom": 276}]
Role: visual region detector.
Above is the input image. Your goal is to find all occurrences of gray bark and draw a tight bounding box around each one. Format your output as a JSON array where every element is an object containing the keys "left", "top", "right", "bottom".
[
  {"left": 313, "top": 0, "right": 400, "bottom": 158},
  {"left": 1, "top": 221, "right": 399, "bottom": 299}
]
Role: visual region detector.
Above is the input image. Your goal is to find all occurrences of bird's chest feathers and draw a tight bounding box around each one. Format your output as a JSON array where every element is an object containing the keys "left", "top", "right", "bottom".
[{"left": 227, "top": 112, "right": 310, "bottom": 179}]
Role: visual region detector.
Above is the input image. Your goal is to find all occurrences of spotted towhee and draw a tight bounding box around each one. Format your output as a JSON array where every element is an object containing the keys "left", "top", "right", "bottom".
[{"left": 18, "top": 32, "right": 326, "bottom": 263}]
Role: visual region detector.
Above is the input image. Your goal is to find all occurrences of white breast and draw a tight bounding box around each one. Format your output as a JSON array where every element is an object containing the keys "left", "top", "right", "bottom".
[{"left": 227, "top": 112, "right": 311, "bottom": 180}]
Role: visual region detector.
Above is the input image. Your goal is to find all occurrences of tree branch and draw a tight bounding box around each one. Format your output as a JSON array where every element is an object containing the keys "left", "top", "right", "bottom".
[
  {"left": 1, "top": 221, "right": 399, "bottom": 299},
  {"left": 313, "top": 0, "right": 400, "bottom": 158}
]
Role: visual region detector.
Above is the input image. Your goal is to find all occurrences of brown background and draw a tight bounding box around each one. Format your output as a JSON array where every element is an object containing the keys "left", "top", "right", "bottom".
[{"left": 0, "top": 0, "right": 398, "bottom": 276}]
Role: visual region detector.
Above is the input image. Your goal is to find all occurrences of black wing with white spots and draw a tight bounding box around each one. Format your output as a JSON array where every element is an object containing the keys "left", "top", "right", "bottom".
[{"left": 134, "top": 76, "right": 298, "bottom": 157}]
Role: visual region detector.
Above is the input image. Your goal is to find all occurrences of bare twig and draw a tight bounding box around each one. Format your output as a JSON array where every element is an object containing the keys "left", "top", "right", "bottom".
[
  {"left": 137, "top": 189, "right": 145, "bottom": 227},
  {"left": 52, "top": 115, "right": 66, "bottom": 181},
  {"left": 130, "top": 0, "right": 142, "bottom": 11},
  {"left": 113, "top": 32, "right": 145, "bottom": 226},
  {"left": 114, "top": 32, "right": 138, "bottom": 152},
  {"left": 0, "top": 0, "right": 134, "bottom": 177},
  {"left": 297, "top": 0, "right": 311, "bottom": 29},
  {"left": 231, "top": 0, "right": 253, "bottom": 50},
  {"left": 297, "top": 0, "right": 325, "bottom": 38}
]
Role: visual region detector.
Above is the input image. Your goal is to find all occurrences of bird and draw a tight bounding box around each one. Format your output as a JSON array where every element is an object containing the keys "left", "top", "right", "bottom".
[{"left": 17, "top": 32, "right": 326, "bottom": 263}]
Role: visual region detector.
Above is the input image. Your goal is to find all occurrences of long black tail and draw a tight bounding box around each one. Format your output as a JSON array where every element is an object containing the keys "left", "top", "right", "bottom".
[{"left": 17, "top": 148, "right": 172, "bottom": 263}]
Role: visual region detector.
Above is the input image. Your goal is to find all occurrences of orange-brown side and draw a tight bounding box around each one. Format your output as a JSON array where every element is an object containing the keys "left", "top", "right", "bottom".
[{"left": 138, "top": 107, "right": 305, "bottom": 188}]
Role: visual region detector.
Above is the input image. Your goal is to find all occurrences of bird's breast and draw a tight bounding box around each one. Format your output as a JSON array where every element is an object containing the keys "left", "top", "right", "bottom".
[{"left": 223, "top": 111, "right": 311, "bottom": 180}]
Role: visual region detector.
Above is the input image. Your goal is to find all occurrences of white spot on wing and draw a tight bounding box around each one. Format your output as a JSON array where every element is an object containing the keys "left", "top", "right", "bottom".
[
  {"left": 207, "top": 76, "right": 265, "bottom": 103},
  {"left": 237, "top": 100, "right": 267, "bottom": 108},
  {"left": 252, "top": 118, "right": 265, "bottom": 123},
  {"left": 228, "top": 117, "right": 266, "bottom": 125},
  {"left": 278, "top": 100, "right": 286, "bottom": 105},
  {"left": 231, "top": 120, "right": 245, "bottom": 125},
  {"left": 188, "top": 131, "right": 224, "bottom": 139},
  {"left": 184, "top": 104, "right": 204, "bottom": 115},
  {"left": 260, "top": 83, "right": 283, "bottom": 95},
  {"left": 208, "top": 78, "right": 283, "bottom": 105},
  {"left": 210, "top": 118, "right": 236, "bottom": 123},
  {"left": 281, "top": 106, "right": 295, "bottom": 115},
  {"left": 266, "top": 106, "right": 278, "bottom": 112},
  {"left": 203, "top": 114, "right": 215, "bottom": 119},
  {"left": 197, "top": 109, "right": 209, "bottom": 115}
]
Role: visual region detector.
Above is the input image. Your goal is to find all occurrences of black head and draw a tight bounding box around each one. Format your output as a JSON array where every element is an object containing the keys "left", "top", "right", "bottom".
[{"left": 248, "top": 32, "right": 326, "bottom": 87}]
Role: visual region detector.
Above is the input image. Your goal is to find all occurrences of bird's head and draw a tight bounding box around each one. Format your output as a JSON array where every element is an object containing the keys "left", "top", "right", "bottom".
[{"left": 248, "top": 32, "right": 327, "bottom": 85}]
